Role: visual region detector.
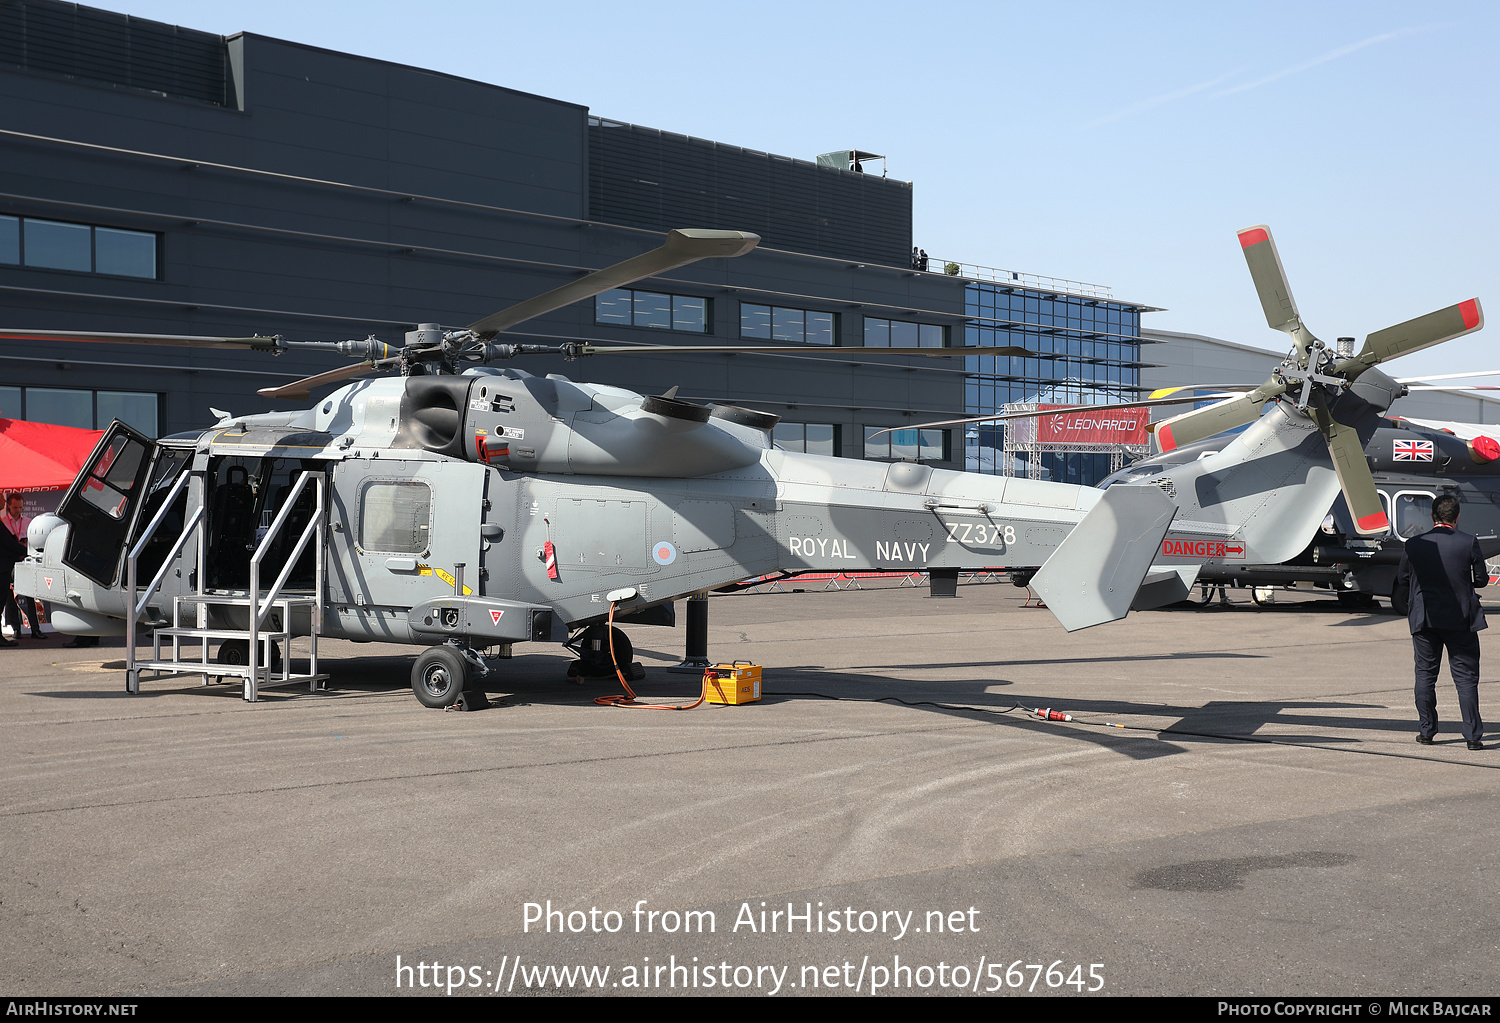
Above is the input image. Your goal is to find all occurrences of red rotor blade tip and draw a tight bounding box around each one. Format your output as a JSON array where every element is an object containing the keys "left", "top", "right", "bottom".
[
  {"left": 1238, "top": 228, "right": 1269, "bottom": 248},
  {"left": 1157, "top": 423, "right": 1177, "bottom": 452},
  {"left": 1357, "top": 511, "right": 1389, "bottom": 533},
  {"left": 1460, "top": 299, "right": 1482, "bottom": 331}
]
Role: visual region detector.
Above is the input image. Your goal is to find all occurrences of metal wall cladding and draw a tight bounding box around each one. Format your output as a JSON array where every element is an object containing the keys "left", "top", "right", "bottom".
[
  {"left": 0, "top": 0, "right": 228, "bottom": 106},
  {"left": 589, "top": 120, "right": 912, "bottom": 267}
]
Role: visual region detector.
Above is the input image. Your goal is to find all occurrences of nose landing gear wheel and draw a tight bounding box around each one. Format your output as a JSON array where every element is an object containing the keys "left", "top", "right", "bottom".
[{"left": 412, "top": 646, "right": 470, "bottom": 708}]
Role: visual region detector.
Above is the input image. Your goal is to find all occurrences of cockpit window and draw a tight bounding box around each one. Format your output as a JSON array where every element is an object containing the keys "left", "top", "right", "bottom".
[{"left": 1395, "top": 492, "right": 1434, "bottom": 539}]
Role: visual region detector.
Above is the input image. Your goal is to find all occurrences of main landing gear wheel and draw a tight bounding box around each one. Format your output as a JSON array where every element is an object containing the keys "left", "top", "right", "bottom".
[
  {"left": 214, "top": 638, "right": 282, "bottom": 672},
  {"left": 412, "top": 646, "right": 469, "bottom": 708},
  {"left": 567, "top": 625, "right": 644, "bottom": 681},
  {"left": 1390, "top": 584, "right": 1410, "bottom": 617}
]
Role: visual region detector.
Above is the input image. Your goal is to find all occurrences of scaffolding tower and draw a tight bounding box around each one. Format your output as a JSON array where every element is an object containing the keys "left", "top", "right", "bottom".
[{"left": 999, "top": 402, "right": 1148, "bottom": 479}]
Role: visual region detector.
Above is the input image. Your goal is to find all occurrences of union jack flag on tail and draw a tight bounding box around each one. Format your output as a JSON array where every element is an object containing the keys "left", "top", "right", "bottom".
[{"left": 1393, "top": 439, "right": 1433, "bottom": 462}]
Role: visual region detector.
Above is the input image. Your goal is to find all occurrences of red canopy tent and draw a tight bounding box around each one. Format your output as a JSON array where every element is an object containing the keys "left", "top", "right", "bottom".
[{"left": 0, "top": 418, "right": 104, "bottom": 508}]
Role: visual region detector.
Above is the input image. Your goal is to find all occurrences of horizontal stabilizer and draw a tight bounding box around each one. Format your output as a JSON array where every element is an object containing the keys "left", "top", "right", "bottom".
[
  {"left": 1131, "top": 564, "right": 1201, "bottom": 612},
  {"left": 1031, "top": 484, "right": 1179, "bottom": 632}
]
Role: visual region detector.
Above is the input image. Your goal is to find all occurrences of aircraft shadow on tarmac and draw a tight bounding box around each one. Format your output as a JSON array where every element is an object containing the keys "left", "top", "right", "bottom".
[{"left": 29, "top": 647, "right": 1429, "bottom": 758}]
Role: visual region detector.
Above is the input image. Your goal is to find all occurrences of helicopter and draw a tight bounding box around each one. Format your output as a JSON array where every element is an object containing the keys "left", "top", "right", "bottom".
[
  {"left": 1100, "top": 413, "right": 1500, "bottom": 609},
  {"left": 5, "top": 224, "right": 1485, "bottom": 706}
]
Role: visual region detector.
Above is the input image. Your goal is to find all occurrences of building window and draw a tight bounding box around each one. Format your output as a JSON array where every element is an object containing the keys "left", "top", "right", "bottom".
[
  {"left": 0, "top": 386, "right": 160, "bottom": 436},
  {"left": 0, "top": 215, "right": 158, "bottom": 279},
  {"left": 864, "top": 427, "right": 948, "bottom": 462},
  {"left": 864, "top": 318, "right": 945, "bottom": 348},
  {"left": 741, "top": 304, "right": 836, "bottom": 345},
  {"left": 772, "top": 422, "right": 839, "bottom": 456},
  {"left": 595, "top": 288, "right": 709, "bottom": 332}
]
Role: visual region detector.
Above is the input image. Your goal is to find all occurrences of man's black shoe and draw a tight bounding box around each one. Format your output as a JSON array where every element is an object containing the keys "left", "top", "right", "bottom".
[
  {"left": 1468, "top": 741, "right": 1484, "bottom": 751},
  {"left": 1416, "top": 734, "right": 1435, "bottom": 745}
]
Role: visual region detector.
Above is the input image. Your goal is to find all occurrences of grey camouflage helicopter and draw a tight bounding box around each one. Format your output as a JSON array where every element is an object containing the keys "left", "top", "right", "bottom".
[{"left": 6, "top": 225, "right": 1484, "bottom": 706}]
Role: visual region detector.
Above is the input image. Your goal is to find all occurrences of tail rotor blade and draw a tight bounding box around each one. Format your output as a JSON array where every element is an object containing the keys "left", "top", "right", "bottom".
[
  {"left": 1154, "top": 396, "right": 1261, "bottom": 452},
  {"left": 1238, "top": 225, "right": 1302, "bottom": 335},
  {"left": 1308, "top": 396, "right": 1388, "bottom": 535},
  {"left": 1153, "top": 378, "right": 1285, "bottom": 452},
  {"left": 1339, "top": 299, "right": 1484, "bottom": 377}
]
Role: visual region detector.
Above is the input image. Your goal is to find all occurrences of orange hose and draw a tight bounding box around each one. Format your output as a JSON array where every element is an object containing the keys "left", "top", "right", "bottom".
[{"left": 592, "top": 601, "right": 707, "bottom": 710}]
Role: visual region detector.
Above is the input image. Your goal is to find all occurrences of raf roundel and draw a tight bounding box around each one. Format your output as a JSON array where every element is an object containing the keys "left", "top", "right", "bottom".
[{"left": 652, "top": 541, "right": 677, "bottom": 566}]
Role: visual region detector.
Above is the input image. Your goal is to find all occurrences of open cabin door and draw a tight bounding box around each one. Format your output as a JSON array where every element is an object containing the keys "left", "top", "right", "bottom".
[{"left": 56, "top": 420, "right": 162, "bottom": 586}]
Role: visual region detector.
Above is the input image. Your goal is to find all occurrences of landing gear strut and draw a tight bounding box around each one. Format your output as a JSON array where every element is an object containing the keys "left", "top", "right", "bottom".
[{"left": 567, "top": 624, "right": 644, "bottom": 681}]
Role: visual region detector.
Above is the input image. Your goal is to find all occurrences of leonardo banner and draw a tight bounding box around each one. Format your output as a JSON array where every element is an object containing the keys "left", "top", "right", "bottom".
[{"left": 1037, "top": 404, "right": 1150, "bottom": 446}]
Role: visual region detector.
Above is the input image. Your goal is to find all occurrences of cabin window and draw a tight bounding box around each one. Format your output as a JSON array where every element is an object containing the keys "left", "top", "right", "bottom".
[{"left": 360, "top": 480, "right": 432, "bottom": 554}]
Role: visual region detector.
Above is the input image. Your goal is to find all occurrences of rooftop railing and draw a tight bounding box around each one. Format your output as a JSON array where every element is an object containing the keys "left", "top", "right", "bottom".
[{"left": 911, "top": 256, "right": 1114, "bottom": 301}]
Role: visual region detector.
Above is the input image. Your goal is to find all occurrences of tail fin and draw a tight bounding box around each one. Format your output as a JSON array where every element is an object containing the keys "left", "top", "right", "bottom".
[{"left": 1030, "top": 484, "right": 1178, "bottom": 632}]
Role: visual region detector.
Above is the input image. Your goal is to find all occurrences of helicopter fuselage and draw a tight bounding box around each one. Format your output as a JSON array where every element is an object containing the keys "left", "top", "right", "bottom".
[{"left": 15, "top": 366, "right": 1346, "bottom": 662}]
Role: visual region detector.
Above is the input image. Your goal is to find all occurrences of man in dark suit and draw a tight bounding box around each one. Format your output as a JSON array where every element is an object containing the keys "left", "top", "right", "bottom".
[
  {"left": 1395, "top": 493, "right": 1487, "bottom": 750},
  {"left": 0, "top": 513, "right": 25, "bottom": 648}
]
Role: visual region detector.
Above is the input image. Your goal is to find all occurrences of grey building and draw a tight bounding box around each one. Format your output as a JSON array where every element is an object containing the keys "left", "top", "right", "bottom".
[
  {"left": 0, "top": 0, "right": 1152, "bottom": 487},
  {"left": 1143, "top": 328, "right": 1500, "bottom": 428}
]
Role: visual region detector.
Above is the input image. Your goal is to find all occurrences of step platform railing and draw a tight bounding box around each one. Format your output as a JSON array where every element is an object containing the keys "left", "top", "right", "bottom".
[{"left": 123, "top": 470, "right": 327, "bottom": 701}]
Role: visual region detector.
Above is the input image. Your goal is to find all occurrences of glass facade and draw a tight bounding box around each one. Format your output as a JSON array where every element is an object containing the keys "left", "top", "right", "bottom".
[{"left": 963, "top": 282, "right": 1144, "bottom": 485}]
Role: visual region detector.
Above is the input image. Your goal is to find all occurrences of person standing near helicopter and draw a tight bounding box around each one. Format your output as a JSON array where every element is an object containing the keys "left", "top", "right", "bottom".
[
  {"left": 0, "top": 492, "right": 30, "bottom": 645},
  {"left": 1395, "top": 493, "right": 1487, "bottom": 750}
]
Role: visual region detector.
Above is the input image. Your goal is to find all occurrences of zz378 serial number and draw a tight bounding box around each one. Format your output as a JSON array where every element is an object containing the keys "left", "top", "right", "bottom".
[{"left": 944, "top": 522, "right": 1016, "bottom": 548}]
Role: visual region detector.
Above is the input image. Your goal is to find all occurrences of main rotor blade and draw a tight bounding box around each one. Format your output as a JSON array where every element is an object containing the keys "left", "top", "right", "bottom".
[
  {"left": 572, "top": 343, "right": 1036, "bottom": 358},
  {"left": 869, "top": 393, "right": 1235, "bottom": 436},
  {"left": 0, "top": 328, "right": 282, "bottom": 351},
  {"left": 1397, "top": 366, "right": 1500, "bottom": 383},
  {"left": 1152, "top": 395, "right": 1265, "bottom": 453},
  {"left": 466, "top": 229, "right": 760, "bottom": 338},
  {"left": 258, "top": 359, "right": 393, "bottom": 400},
  {"left": 1147, "top": 384, "right": 1256, "bottom": 399},
  {"left": 1337, "top": 299, "right": 1483, "bottom": 378},
  {"left": 1308, "top": 395, "right": 1388, "bottom": 535}
]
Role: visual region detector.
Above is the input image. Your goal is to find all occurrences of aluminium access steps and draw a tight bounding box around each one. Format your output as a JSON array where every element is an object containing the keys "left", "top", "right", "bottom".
[
  {"left": 128, "top": 592, "right": 326, "bottom": 700},
  {"left": 124, "top": 469, "right": 329, "bottom": 702}
]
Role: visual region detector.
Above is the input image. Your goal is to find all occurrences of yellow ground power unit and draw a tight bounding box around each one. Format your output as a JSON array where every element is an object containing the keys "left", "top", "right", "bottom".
[{"left": 704, "top": 662, "right": 762, "bottom": 705}]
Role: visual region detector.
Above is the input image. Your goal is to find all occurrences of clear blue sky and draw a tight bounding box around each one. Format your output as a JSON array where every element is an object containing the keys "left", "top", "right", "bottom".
[{"left": 83, "top": 0, "right": 1500, "bottom": 379}]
